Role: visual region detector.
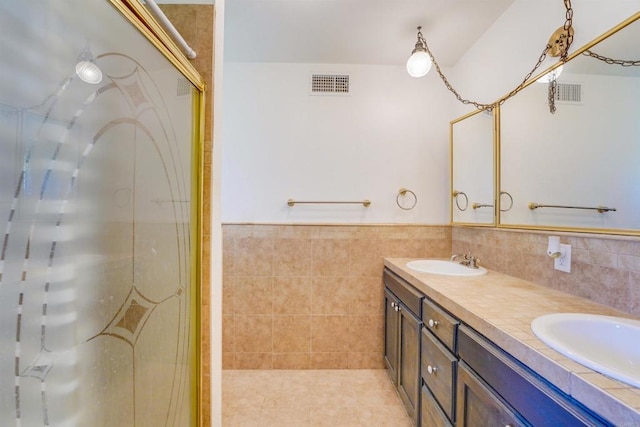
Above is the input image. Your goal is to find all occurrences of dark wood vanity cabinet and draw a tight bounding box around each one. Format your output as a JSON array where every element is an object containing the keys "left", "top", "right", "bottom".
[
  {"left": 458, "top": 325, "right": 613, "bottom": 427},
  {"left": 384, "top": 270, "right": 424, "bottom": 426},
  {"left": 384, "top": 267, "right": 614, "bottom": 426}
]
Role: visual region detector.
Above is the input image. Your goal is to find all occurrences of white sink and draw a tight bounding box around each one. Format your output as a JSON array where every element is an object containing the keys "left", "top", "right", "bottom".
[
  {"left": 406, "top": 259, "right": 487, "bottom": 276},
  {"left": 531, "top": 313, "right": 640, "bottom": 387}
]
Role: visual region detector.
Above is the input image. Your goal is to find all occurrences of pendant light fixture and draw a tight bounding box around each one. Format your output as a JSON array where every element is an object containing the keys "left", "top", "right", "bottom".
[
  {"left": 536, "top": 65, "right": 563, "bottom": 83},
  {"left": 406, "top": 26, "right": 432, "bottom": 78},
  {"left": 402, "top": 0, "right": 575, "bottom": 113}
]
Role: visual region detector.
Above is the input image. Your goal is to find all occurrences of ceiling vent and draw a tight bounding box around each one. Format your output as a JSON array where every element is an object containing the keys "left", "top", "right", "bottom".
[
  {"left": 310, "top": 74, "right": 350, "bottom": 95},
  {"left": 554, "top": 83, "right": 582, "bottom": 104}
]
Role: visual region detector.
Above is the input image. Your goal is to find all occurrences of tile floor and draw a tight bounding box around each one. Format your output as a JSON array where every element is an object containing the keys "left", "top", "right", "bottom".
[{"left": 222, "top": 369, "right": 413, "bottom": 426}]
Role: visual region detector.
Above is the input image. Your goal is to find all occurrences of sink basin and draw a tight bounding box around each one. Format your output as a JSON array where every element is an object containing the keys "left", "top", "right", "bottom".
[
  {"left": 531, "top": 313, "right": 640, "bottom": 387},
  {"left": 406, "top": 259, "right": 487, "bottom": 276}
]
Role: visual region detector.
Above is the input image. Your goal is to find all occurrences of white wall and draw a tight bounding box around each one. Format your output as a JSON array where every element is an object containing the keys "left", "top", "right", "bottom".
[{"left": 222, "top": 62, "right": 453, "bottom": 224}]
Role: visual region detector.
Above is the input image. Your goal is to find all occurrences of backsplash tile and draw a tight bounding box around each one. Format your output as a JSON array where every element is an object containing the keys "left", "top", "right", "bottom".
[{"left": 452, "top": 227, "right": 640, "bottom": 317}]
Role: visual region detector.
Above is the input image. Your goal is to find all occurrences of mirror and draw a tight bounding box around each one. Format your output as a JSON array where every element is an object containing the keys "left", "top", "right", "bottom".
[
  {"left": 451, "top": 109, "right": 496, "bottom": 226},
  {"left": 499, "top": 13, "right": 640, "bottom": 234}
]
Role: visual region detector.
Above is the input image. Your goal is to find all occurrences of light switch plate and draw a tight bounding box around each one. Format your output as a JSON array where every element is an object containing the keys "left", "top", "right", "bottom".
[{"left": 554, "top": 244, "right": 572, "bottom": 273}]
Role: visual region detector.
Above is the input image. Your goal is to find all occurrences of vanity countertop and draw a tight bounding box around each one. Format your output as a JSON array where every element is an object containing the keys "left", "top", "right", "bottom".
[{"left": 384, "top": 258, "right": 640, "bottom": 426}]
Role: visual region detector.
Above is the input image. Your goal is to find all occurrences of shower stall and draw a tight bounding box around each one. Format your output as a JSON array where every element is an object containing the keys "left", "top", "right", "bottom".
[{"left": 0, "top": 1, "right": 204, "bottom": 425}]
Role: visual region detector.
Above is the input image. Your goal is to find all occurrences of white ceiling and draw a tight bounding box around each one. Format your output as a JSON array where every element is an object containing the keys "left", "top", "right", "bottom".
[{"left": 224, "top": 0, "right": 515, "bottom": 66}]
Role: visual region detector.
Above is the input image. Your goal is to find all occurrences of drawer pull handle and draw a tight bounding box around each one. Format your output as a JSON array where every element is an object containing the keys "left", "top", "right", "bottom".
[
  {"left": 427, "top": 365, "right": 437, "bottom": 374},
  {"left": 428, "top": 319, "right": 439, "bottom": 328}
]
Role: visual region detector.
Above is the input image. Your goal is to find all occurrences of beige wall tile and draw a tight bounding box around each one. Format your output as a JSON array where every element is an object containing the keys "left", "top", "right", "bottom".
[
  {"left": 347, "top": 352, "right": 385, "bottom": 369},
  {"left": 382, "top": 238, "right": 426, "bottom": 258},
  {"left": 222, "top": 314, "right": 234, "bottom": 353},
  {"left": 346, "top": 277, "right": 384, "bottom": 315},
  {"left": 311, "top": 239, "right": 350, "bottom": 276},
  {"left": 311, "top": 277, "right": 351, "bottom": 315},
  {"left": 273, "top": 315, "right": 311, "bottom": 353},
  {"left": 234, "top": 353, "right": 274, "bottom": 370},
  {"left": 274, "top": 238, "right": 312, "bottom": 276},
  {"left": 222, "top": 352, "right": 235, "bottom": 370},
  {"left": 235, "top": 315, "right": 273, "bottom": 353},
  {"left": 348, "top": 315, "right": 383, "bottom": 353},
  {"left": 629, "top": 272, "right": 640, "bottom": 314},
  {"left": 223, "top": 233, "right": 235, "bottom": 277},
  {"left": 273, "top": 277, "right": 312, "bottom": 315},
  {"left": 235, "top": 237, "right": 274, "bottom": 276},
  {"left": 234, "top": 276, "right": 273, "bottom": 315},
  {"left": 349, "top": 238, "right": 384, "bottom": 277},
  {"left": 310, "top": 352, "right": 350, "bottom": 369},
  {"left": 452, "top": 227, "right": 640, "bottom": 317},
  {"left": 223, "top": 276, "right": 234, "bottom": 315},
  {"left": 273, "top": 353, "right": 311, "bottom": 369},
  {"left": 218, "top": 224, "right": 640, "bottom": 369},
  {"left": 311, "top": 315, "right": 350, "bottom": 352}
]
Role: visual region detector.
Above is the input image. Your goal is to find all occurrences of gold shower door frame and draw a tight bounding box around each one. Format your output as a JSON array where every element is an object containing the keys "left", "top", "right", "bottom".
[
  {"left": 109, "top": 2, "right": 207, "bottom": 425},
  {"left": 0, "top": 0, "right": 206, "bottom": 423}
]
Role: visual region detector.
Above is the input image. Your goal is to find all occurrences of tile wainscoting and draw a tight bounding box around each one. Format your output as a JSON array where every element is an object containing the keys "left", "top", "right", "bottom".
[
  {"left": 222, "top": 224, "right": 640, "bottom": 370},
  {"left": 222, "top": 224, "right": 452, "bottom": 369}
]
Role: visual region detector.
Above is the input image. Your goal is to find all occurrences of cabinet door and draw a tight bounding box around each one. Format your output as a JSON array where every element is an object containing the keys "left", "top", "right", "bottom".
[
  {"left": 421, "top": 385, "right": 453, "bottom": 427},
  {"left": 384, "top": 289, "right": 400, "bottom": 384},
  {"left": 456, "top": 362, "right": 527, "bottom": 427},
  {"left": 398, "top": 304, "right": 422, "bottom": 425}
]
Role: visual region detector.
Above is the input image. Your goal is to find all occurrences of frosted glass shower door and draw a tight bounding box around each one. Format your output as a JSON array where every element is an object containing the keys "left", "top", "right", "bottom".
[{"left": 0, "top": 1, "right": 202, "bottom": 426}]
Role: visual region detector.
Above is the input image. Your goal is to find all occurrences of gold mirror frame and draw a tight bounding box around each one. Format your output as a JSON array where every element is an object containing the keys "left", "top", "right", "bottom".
[
  {"left": 450, "top": 108, "right": 499, "bottom": 227},
  {"left": 493, "top": 12, "right": 640, "bottom": 236},
  {"left": 108, "top": 1, "right": 206, "bottom": 425}
]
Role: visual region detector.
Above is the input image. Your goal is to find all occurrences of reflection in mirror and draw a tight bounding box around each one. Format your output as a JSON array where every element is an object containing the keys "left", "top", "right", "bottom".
[
  {"left": 451, "top": 109, "right": 495, "bottom": 225},
  {"left": 499, "top": 13, "right": 640, "bottom": 233}
]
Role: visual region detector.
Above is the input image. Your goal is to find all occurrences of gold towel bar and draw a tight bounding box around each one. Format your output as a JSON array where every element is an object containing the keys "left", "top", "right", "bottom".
[
  {"left": 472, "top": 203, "right": 493, "bottom": 210},
  {"left": 528, "top": 202, "right": 616, "bottom": 213},
  {"left": 287, "top": 199, "right": 371, "bottom": 207}
]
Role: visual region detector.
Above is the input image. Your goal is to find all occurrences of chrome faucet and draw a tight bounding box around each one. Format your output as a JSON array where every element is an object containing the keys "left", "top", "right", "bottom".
[
  {"left": 450, "top": 252, "right": 480, "bottom": 269},
  {"left": 450, "top": 253, "right": 465, "bottom": 262}
]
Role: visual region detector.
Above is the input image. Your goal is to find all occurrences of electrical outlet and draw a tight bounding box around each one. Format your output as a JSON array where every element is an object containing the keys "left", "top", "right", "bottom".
[{"left": 554, "top": 244, "right": 571, "bottom": 273}]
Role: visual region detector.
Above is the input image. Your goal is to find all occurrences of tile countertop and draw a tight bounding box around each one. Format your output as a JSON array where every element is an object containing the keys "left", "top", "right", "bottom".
[{"left": 384, "top": 258, "right": 640, "bottom": 427}]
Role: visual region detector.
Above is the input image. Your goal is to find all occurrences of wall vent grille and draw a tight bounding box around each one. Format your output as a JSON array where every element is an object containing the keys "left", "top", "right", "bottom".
[
  {"left": 310, "top": 74, "right": 350, "bottom": 95},
  {"left": 555, "top": 83, "right": 582, "bottom": 104}
]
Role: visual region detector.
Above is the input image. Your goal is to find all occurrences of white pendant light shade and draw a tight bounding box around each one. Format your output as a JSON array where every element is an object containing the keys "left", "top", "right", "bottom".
[
  {"left": 536, "top": 65, "right": 563, "bottom": 83},
  {"left": 406, "top": 51, "right": 432, "bottom": 78},
  {"left": 75, "top": 60, "right": 103, "bottom": 85}
]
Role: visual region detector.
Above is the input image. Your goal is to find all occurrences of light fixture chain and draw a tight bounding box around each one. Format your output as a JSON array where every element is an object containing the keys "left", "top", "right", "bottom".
[
  {"left": 562, "top": 0, "right": 574, "bottom": 62},
  {"left": 548, "top": 79, "right": 557, "bottom": 114},
  {"left": 424, "top": 0, "right": 573, "bottom": 111},
  {"left": 582, "top": 50, "right": 640, "bottom": 67}
]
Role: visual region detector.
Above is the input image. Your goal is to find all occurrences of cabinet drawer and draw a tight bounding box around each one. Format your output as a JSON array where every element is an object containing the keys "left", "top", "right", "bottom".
[
  {"left": 422, "top": 298, "right": 459, "bottom": 352},
  {"left": 384, "top": 269, "right": 423, "bottom": 318},
  {"left": 421, "top": 327, "right": 457, "bottom": 422},
  {"left": 421, "top": 385, "right": 453, "bottom": 427}
]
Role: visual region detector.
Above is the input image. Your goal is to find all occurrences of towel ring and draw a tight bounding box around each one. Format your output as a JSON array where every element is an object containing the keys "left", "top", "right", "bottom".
[
  {"left": 500, "top": 191, "right": 514, "bottom": 212},
  {"left": 453, "top": 190, "right": 468, "bottom": 211},
  {"left": 396, "top": 188, "right": 417, "bottom": 210}
]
